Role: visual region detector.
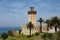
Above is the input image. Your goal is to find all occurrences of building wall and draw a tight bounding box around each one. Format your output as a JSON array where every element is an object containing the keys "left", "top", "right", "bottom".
[
  {"left": 21, "top": 25, "right": 39, "bottom": 35},
  {"left": 28, "top": 14, "right": 36, "bottom": 26}
]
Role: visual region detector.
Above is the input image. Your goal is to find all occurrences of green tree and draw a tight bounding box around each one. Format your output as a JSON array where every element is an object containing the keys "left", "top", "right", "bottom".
[
  {"left": 50, "top": 17, "right": 59, "bottom": 33},
  {"left": 8, "top": 30, "right": 13, "bottom": 36},
  {"left": 27, "top": 22, "right": 34, "bottom": 36},
  {"left": 38, "top": 18, "right": 43, "bottom": 32},
  {"left": 19, "top": 29, "right": 22, "bottom": 34},
  {"left": 58, "top": 19, "right": 60, "bottom": 31},
  {"left": 1, "top": 32, "right": 8, "bottom": 40},
  {"left": 45, "top": 20, "right": 50, "bottom": 31},
  {"left": 55, "top": 23, "right": 58, "bottom": 33}
]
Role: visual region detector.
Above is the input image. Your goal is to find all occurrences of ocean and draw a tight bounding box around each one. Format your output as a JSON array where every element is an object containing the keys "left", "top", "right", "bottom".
[{"left": 0, "top": 27, "right": 20, "bottom": 35}]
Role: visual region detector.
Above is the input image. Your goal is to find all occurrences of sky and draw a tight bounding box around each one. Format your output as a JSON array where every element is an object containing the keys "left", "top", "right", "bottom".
[{"left": 0, "top": 0, "right": 60, "bottom": 27}]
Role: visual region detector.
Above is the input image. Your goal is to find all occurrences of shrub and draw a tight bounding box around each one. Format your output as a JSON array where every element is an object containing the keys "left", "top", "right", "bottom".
[
  {"left": 1, "top": 32, "right": 8, "bottom": 40},
  {"left": 8, "top": 30, "right": 13, "bottom": 36},
  {"left": 35, "top": 32, "right": 39, "bottom": 36},
  {"left": 27, "top": 35, "right": 32, "bottom": 38}
]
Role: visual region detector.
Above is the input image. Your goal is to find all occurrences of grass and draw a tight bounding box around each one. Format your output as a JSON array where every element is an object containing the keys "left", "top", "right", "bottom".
[
  {"left": 0, "top": 33, "right": 42, "bottom": 40},
  {"left": 0, "top": 33, "right": 59, "bottom": 40}
]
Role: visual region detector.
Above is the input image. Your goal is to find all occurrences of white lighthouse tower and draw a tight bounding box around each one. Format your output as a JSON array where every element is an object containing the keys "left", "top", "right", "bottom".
[
  {"left": 28, "top": 7, "right": 37, "bottom": 26},
  {"left": 21, "top": 7, "right": 38, "bottom": 35}
]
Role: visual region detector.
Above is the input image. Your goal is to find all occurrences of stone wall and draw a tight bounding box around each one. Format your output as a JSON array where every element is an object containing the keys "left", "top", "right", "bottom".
[{"left": 21, "top": 25, "right": 39, "bottom": 35}]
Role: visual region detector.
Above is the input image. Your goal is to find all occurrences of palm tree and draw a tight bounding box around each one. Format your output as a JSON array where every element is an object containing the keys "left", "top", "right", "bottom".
[
  {"left": 1, "top": 32, "right": 8, "bottom": 40},
  {"left": 38, "top": 18, "right": 43, "bottom": 32},
  {"left": 55, "top": 23, "right": 58, "bottom": 33},
  {"left": 50, "top": 17, "right": 59, "bottom": 33},
  {"left": 58, "top": 19, "right": 60, "bottom": 31},
  {"left": 27, "top": 22, "right": 33, "bottom": 36},
  {"left": 45, "top": 20, "right": 50, "bottom": 31}
]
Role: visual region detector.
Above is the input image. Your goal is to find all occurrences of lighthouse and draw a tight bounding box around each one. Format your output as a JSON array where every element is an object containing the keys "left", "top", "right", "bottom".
[
  {"left": 21, "top": 7, "right": 39, "bottom": 35},
  {"left": 28, "top": 7, "right": 37, "bottom": 26}
]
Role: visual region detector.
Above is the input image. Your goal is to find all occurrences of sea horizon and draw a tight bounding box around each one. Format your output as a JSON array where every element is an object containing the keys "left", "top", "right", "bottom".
[{"left": 0, "top": 26, "right": 21, "bottom": 35}]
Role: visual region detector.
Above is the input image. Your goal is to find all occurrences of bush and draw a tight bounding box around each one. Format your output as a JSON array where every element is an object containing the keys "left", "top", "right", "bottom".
[
  {"left": 1, "top": 32, "right": 8, "bottom": 40},
  {"left": 8, "top": 30, "right": 13, "bottom": 36},
  {"left": 27, "top": 35, "right": 32, "bottom": 38},
  {"left": 35, "top": 32, "right": 39, "bottom": 36}
]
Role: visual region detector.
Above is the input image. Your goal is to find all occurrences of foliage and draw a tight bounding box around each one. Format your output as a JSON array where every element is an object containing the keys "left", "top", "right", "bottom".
[
  {"left": 27, "top": 22, "right": 34, "bottom": 36},
  {"left": 38, "top": 18, "right": 43, "bottom": 32},
  {"left": 27, "top": 35, "right": 32, "bottom": 38},
  {"left": 57, "top": 32, "right": 60, "bottom": 40},
  {"left": 0, "top": 33, "right": 60, "bottom": 40},
  {"left": 45, "top": 20, "right": 50, "bottom": 31},
  {"left": 6, "top": 36, "right": 16, "bottom": 40},
  {"left": 35, "top": 32, "right": 39, "bottom": 36},
  {"left": 1, "top": 32, "right": 8, "bottom": 40},
  {"left": 19, "top": 29, "right": 22, "bottom": 34},
  {"left": 8, "top": 30, "right": 13, "bottom": 36},
  {"left": 41, "top": 33, "right": 47, "bottom": 40},
  {"left": 45, "top": 16, "right": 60, "bottom": 32},
  {"left": 47, "top": 33, "right": 53, "bottom": 40},
  {"left": 50, "top": 17, "right": 59, "bottom": 32},
  {"left": 41, "top": 33, "right": 54, "bottom": 40}
]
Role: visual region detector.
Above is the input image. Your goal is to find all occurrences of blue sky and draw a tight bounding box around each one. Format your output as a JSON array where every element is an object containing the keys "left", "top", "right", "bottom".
[{"left": 0, "top": 0, "right": 60, "bottom": 27}]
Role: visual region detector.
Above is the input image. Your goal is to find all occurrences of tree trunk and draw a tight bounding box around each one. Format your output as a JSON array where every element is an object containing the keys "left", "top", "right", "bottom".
[
  {"left": 40, "top": 23, "right": 42, "bottom": 32},
  {"left": 30, "top": 27, "right": 31, "bottom": 36},
  {"left": 55, "top": 26, "right": 57, "bottom": 33},
  {"left": 47, "top": 25, "right": 49, "bottom": 31}
]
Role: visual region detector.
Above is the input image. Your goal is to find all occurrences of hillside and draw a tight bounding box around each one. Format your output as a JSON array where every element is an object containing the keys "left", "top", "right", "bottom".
[{"left": 0, "top": 32, "right": 60, "bottom": 40}]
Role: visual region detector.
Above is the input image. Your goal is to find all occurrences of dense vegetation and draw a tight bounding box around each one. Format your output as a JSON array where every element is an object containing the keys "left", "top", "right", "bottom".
[
  {"left": 38, "top": 16, "right": 60, "bottom": 32},
  {"left": 0, "top": 32, "right": 60, "bottom": 40}
]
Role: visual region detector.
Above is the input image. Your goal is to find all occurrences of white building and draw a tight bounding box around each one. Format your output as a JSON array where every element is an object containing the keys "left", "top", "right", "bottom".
[
  {"left": 21, "top": 7, "right": 60, "bottom": 35},
  {"left": 21, "top": 7, "right": 39, "bottom": 35}
]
